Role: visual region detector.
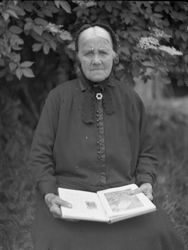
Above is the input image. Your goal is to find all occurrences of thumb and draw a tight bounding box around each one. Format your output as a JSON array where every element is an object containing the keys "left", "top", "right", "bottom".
[
  {"left": 129, "top": 188, "right": 141, "bottom": 196},
  {"left": 56, "top": 197, "right": 72, "bottom": 208},
  {"left": 139, "top": 184, "right": 153, "bottom": 200}
]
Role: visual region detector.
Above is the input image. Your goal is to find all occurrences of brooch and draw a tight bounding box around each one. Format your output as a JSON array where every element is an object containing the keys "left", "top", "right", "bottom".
[{"left": 96, "top": 93, "right": 103, "bottom": 100}]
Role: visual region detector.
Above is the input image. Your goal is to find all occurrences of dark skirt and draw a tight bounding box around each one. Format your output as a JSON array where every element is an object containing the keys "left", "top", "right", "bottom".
[{"left": 32, "top": 192, "right": 184, "bottom": 250}]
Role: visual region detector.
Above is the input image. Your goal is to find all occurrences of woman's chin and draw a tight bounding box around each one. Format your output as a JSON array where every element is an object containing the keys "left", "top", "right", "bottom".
[{"left": 88, "top": 75, "right": 107, "bottom": 82}]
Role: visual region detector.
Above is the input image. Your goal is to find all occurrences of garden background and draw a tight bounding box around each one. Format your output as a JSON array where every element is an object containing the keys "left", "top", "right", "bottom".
[{"left": 0, "top": 1, "right": 188, "bottom": 249}]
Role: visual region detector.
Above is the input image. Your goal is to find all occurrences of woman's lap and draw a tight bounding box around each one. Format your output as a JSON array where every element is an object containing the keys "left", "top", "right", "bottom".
[{"left": 32, "top": 193, "right": 184, "bottom": 250}]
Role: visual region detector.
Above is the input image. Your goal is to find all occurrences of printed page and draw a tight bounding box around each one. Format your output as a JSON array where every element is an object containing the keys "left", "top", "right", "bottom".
[
  {"left": 97, "top": 184, "right": 156, "bottom": 221},
  {"left": 58, "top": 188, "right": 109, "bottom": 222}
]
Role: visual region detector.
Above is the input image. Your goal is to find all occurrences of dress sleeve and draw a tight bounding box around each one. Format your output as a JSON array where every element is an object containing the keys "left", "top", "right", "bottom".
[
  {"left": 28, "top": 90, "right": 60, "bottom": 196},
  {"left": 135, "top": 93, "right": 158, "bottom": 186}
]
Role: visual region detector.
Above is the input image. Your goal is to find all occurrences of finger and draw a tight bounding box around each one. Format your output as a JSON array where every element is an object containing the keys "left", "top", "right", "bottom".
[
  {"left": 139, "top": 187, "right": 153, "bottom": 200},
  {"left": 131, "top": 187, "right": 153, "bottom": 200},
  {"left": 124, "top": 189, "right": 136, "bottom": 195},
  {"left": 130, "top": 188, "right": 141, "bottom": 195},
  {"left": 140, "top": 183, "right": 152, "bottom": 192},
  {"left": 144, "top": 192, "right": 153, "bottom": 201},
  {"left": 49, "top": 204, "right": 62, "bottom": 218},
  {"left": 56, "top": 197, "right": 72, "bottom": 208}
]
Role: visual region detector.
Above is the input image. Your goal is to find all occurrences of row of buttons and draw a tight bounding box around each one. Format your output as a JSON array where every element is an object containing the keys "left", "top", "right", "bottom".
[{"left": 96, "top": 98, "right": 107, "bottom": 185}]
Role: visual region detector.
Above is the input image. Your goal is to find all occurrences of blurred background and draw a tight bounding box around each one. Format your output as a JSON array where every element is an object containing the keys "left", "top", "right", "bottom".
[{"left": 0, "top": 1, "right": 188, "bottom": 249}]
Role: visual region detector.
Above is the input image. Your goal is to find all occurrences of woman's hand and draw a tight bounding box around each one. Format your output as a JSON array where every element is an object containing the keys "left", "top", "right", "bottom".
[
  {"left": 131, "top": 183, "right": 153, "bottom": 200},
  {"left": 44, "top": 193, "right": 72, "bottom": 218}
]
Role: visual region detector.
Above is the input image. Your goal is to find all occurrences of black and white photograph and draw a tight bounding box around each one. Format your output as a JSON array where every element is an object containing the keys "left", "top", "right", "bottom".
[{"left": 0, "top": 1, "right": 187, "bottom": 250}]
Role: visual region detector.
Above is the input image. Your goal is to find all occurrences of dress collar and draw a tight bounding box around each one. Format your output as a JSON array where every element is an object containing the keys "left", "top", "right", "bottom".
[{"left": 78, "top": 70, "right": 116, "bottom": 92}]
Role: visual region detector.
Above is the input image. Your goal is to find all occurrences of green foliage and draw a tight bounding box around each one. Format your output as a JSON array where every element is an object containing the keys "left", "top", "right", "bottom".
[
  {"left": 0, "top": 0, "right": 72, "bottom": 80},
  {"left": 0, "top": 0, "right": 187, "bottom": 125},
  {"left": 70, "top": 1, "right": 188, "bottom": 86}
]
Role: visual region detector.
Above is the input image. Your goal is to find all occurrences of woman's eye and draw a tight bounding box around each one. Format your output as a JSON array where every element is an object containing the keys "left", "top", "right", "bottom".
[
  {"left": 99, "top": 51, "right": 108, "bottom": 55},
  {"left": 84, "top": 51, "right": 94, "bottom": 56},
  {"left": 83, "top": 50, "right": 108, "bottom": 57}
]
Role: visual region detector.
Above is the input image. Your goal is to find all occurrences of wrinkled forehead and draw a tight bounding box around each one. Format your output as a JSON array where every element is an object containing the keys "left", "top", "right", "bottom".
[{"left": 78, "top": 26, "right": 113, "bottom": 49}]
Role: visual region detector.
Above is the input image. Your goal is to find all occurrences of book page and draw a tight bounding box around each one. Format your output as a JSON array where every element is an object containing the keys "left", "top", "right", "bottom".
[
  {"left": 97, "top": 184, "right": 156, "bottom": 221},
  {"left": 58, "top": 188, "right": 109, "bottom": 222}
]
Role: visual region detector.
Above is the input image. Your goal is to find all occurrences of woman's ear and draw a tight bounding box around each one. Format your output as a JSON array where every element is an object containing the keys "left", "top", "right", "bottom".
[
  {"left": 75, "top": 54, "right": 82, "bottom": 75},
  {"left": 76, "top": 53, "right": 79, "bottom": 62},
  {"left": 113, "top": 53, "right": 119, "bottom": 65},
  {"left": 76, "top": 54, "right": 81, "bottom": 66}
]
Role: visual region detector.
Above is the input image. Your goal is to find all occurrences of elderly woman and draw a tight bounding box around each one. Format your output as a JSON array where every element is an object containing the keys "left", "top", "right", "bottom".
[{"left": 29, "top": 23, "right": 184, "bottom": 250}]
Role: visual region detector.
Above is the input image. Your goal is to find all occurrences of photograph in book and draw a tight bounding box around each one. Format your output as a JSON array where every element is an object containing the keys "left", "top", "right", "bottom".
[
  {"left": 58, "top": 187, "right": 109, "bottom": 222},
  {"left": 97, "top": 184, "right": 156, "bottom": 222},
  {"left": 104, "top": 189, "right": 144, "bottom": 213}
]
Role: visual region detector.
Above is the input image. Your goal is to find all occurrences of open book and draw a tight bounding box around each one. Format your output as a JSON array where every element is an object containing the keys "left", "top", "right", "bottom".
[{"left": 58, "top": 184, "right": 156, "bottom": 223}]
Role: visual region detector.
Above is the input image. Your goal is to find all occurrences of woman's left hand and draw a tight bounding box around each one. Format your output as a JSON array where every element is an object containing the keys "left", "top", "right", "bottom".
[{"left": 131, "top": 183, "right": 153, "bottom": 200}]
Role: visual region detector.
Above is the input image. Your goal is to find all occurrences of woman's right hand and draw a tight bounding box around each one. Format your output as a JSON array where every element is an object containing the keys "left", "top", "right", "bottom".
[{"left": 44, "top": 193, "right": 72, "bottom": 218}]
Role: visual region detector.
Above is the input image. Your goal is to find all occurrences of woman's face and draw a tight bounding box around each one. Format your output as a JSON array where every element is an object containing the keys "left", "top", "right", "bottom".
[{"left": 77, "top": 29, "right": 116, "bottom": 82}]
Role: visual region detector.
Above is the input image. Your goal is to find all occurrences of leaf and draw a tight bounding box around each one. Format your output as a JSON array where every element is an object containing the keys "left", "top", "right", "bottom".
[
  {"left": 10, "top": 35, "right": 24, "bottom": 47},
  {"left": 122, "top": 47, "right": 130, "bottom": 56},
  {"left": 98, "top": 1, "right": 104, "bottom": 8},
  {"left": 175, "top": 30, "right": 181, "bottom": 39},
  {"left": 24, "top": 20, "right": 33, "bottom": 31},
  {"left": 0, "top": 58, "right": 5, "bottom": 66},
  {"left": 153, "top": 13, "right": 163, "bottom": 18},
  {"left": 43, "top": 43, "right": 50, "bottom": 54},
  {"left": 54, "top": 0, "right": 60, "bottom": 8},
  {"left": 154, "top": 4, "right": 163, "bottom": 12},
  {"left": 123, "top": 15, "right": 131, "bottom": 25},
  {"left": 48, "top": 39, "right": 57, "bottom": 51},
  {"left": 16, "top": 68, "right": 22, "bottom": 79},
  {"left": 32, "top": 43, "right": 43, "bottom": 52},
  {"left": 34, "top": 18, "right": 48, "bottom": 26},
  {"left": 11, "top": 53, "right": 21, "bottom": 63},
  {"left": 23, "top": 1, "right": 34, "bottom": 12},
  {"left": 31, "top": 33, "right": 44, "bottom": 43},
  {"left": 142, "top": 61, "right": 155, "bottom": 67},
  {"left": 21, "top": 68, "right": 35, "bottom": 78},
  {"left": 184, "top": 55, "right": 188, "bottom": 63},
  {"left": 55, "top": 1, "right": 71, "bottom": 13},
  {"left": 0, "top": 68, "right": 7, "bottom": 78},
  {"left": 20, "top": 61, "right": 34, "bottom": 67},
  {"left": 105, "top": 2, "right": 112, "bottom": 12},
  {"left": 6, "top": 9, "right": 18, "bottom": 19},
  {"left": 33, "top": 25, "right": 43, "bottom": 35},
  {"left": 9, "top": 25, "right": 23, "bottom": 34},
  {"left": 9, "top": 62, "right": 17, "bottom": 71},
  {"left": 2, "top": 12, "right": 10, "bottom": 21},
  {"left": 59, "top": 31, "right": 72, "bottom": 41},
  {"left": 9, "top": 4, "right": 25, "bottom": 16},
  {"left": 43, "top": 8, "right": 53, "bottom": 17},
  {"left": 86, "top": 1, "right": 96, "bottom": 8},
  {"left": 47, "top": 4, "right": 59, "bottom": 14},
  {"left": 181, "top": 33, "right": 188, "bottom": 42}
]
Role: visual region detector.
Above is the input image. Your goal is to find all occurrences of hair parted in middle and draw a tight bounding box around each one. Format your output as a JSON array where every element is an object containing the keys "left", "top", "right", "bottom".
[{"left": 74, "top": 22, "right": 119, "bottom": 53}]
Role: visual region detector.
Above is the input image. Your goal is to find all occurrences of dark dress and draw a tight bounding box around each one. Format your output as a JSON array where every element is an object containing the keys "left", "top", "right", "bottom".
[{"left": 29, "top": 77, "right": 184, "bottom": 250}]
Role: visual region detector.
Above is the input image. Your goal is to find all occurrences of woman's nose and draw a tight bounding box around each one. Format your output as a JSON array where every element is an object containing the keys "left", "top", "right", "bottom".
[{"left": 92, "top": 54, "right": 102, "bottom": 64}]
